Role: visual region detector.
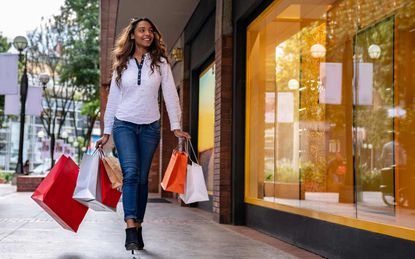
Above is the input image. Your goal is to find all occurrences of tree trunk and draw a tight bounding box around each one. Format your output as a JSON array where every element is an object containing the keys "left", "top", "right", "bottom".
[
  {"left": 50, "top": 133, "right": 55, "bottom": 168},
  {"left": 84, "top": 115, "right": 98, "bottom": 149}
]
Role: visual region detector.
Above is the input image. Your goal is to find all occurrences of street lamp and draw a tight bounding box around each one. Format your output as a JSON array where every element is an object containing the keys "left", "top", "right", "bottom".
[
  {"left": 13, "top": 36, "right": 29, "bottom": 174},
  {"left": 39, "top": 73, "right": 50, "bottom": 88}
]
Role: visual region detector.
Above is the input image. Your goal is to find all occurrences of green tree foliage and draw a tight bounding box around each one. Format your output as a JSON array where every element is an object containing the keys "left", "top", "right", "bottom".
[
  {"left": 59, "top": 0, "right": 99, "bottom": 149},
  {"left": 27, "top": 0, "right": 99, "bottom": 164},
  {"left": 0, "top": 34, "right": 10, "bottom": 52}
]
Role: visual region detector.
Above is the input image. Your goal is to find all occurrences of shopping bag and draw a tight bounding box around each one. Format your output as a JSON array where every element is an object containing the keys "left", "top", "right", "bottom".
[
  {"left": 101, "top": 153, "right": 123, "bottom": 189},
  {"left": 73, "top": 151, "right": 100, "bottom": 208},
  {"left": 98, "top": 159, "right": 122, "bottom": 210},
  {"left": 179, "top": 140, "right": 209, "bottom": 204},
  {"left": 31, "top": 155, "right": 88, "bottom": 232},
  {"left": 161, "top": 149, "right": 188, "bottom": 194},
  {"left": 180, "top": 162, "right": 210, "bottom": 204}
]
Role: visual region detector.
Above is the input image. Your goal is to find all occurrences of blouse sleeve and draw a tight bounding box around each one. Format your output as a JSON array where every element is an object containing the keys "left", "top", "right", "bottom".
[
  {"left": 103, "top": 72, "right": 121, "bottom": 135},
  {"left": 160, "top": 58, "right": 182, "bottom": 131}
]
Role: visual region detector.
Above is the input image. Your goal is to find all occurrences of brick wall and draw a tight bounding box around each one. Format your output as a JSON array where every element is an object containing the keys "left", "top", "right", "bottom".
[
  {"left": 99, "top": 0, "right": 118, "bottom": 133},
  {"left": 213, "top": 35, "right": 233, "bottom": 223},
  {"left": 160, "top": 103, "right": 178, "bottom": 198},
  {"left": 17, "top": 176, "right": 45, "bottom": 192}
]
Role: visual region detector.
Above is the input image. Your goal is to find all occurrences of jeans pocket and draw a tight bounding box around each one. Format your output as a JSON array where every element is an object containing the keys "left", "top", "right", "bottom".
[
  {"left": 113, "top": 117, "right": 122, "bottom": 129},
  {"left": 149, "top": 120, "right": 161, "bottom": 131}
]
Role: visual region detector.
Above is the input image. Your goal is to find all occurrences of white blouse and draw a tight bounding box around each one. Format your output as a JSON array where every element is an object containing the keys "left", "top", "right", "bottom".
[{"left": 103, "top": 54, "right": 181, "bottom": 135}]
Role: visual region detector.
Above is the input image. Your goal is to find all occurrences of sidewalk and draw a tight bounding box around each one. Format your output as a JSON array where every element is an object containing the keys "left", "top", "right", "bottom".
[{"left": 0, "top": 184, "right": 320, "bottom": 259}]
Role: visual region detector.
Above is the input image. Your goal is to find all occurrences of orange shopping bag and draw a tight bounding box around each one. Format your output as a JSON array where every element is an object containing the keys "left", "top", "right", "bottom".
[{"left": 161, "top": 149, "right": 188, "bottom": 194}]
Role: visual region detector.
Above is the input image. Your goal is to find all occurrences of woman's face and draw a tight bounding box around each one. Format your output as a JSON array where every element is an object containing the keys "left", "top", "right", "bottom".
[{"left": 132, "top": 20, "right": 154, "bottom": 50}]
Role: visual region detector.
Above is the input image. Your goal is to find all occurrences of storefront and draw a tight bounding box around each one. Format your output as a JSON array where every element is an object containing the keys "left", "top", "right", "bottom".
[
  {"left": 100, "top": 0, "right": 415, "bottom": 256},
  {"left": 234, "top": 0, "right": 415, "bottom": 256},
  {"left": 183, "top": 0, "right": 216, "bottom": 211}
]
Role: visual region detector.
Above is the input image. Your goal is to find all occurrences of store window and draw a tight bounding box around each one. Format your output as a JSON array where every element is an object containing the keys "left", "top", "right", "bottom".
[
  {"left": 198, "top": 63, "right": 215, "bottom": 195},
  {"left": 246, "top": 0, "right": 415, "bottom": 231}
]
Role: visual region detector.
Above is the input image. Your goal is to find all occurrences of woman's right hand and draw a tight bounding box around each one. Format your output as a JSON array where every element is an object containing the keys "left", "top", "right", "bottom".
[{"left": 95, "top": 134, "right": 110, "bottom": 149}]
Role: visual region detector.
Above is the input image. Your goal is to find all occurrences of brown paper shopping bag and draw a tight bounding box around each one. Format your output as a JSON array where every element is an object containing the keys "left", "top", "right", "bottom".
[{"left": 101, "top": 154, "right": 123, "bottom": 189}]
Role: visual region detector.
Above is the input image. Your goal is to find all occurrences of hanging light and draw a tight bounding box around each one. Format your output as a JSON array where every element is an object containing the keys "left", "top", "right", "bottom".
[
  {"left": 288, "top": 79, "right": 299, "bottom": 90},
  {"left": 368, "top": 44, "right": 381, "bottom": 59},
  {"left": 310, "top": 44, "right": 326, "bottom": 58},
  {"left": 171, "top": 47, "right": 183, "bottom": 62}
]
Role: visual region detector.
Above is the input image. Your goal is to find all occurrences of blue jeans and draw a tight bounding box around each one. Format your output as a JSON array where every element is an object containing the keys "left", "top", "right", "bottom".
[{"left": 112, "top": 117, "right": 160, "bottom": 223}]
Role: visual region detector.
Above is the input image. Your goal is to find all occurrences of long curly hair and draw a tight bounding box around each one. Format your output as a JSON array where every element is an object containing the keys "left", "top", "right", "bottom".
[{"left": 112, "top": 17, "right": 169, "bottom": 86}]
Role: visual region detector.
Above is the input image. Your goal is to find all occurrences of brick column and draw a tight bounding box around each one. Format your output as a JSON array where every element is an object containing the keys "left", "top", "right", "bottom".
[
  {"left": 213, "top": 0, "right": 233, "bottom": 224},
  {"left": 99, "top": 0, "right": 119, "bottom": 133},
  {"left": 160, "top": 103, "right": 177, "bottom": 198}
]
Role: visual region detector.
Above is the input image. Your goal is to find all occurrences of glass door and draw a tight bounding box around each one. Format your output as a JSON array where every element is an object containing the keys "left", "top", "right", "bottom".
[{"left": 354, "top": 15, "right": 396, "bottom": 217}]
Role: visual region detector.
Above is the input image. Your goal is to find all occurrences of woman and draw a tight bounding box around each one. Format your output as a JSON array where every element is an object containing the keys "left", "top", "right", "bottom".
[{"left": 96, "top": 17, "right": 190, "bottom": 251}]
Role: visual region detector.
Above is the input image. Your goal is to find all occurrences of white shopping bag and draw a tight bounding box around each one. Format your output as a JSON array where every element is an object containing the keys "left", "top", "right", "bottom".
[
  {"left": 73, "top": 151, "right": 114, "bottom": 211},
  {"left": 179, "top": 141, "right": 209, "bottom": 204}
]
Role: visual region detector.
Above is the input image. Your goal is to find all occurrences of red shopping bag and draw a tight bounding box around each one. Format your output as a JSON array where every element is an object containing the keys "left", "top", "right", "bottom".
[
  {"left": 161, "top": 149, "right": 188, "bottom": 194},
  {"left": 31, "top": 155, "right": 88, "bottom": 232},
  {"left": 98, "top": 159, "right": 121, "bottom": 209}
]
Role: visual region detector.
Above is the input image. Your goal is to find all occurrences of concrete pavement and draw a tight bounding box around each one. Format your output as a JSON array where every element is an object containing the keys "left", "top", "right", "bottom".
[{"left": 0, "top": 184, "right": 320, "bottom": 259}]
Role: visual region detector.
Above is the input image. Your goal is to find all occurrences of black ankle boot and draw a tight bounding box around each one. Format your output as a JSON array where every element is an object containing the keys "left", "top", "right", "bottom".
[
  {"left": 137, "top": 227, "right": 144, "bottom": 250},
  {"left": 125, "top": 227, "right": 139, "bottom": 251}
]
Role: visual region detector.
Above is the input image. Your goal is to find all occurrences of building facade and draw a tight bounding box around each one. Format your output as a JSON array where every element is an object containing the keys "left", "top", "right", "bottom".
[
  {"left": 100, "top": 0, "right": 415, "bottom": 257},
  {"left": 0, "top": 93, "right": 86, "bottom": 172}
]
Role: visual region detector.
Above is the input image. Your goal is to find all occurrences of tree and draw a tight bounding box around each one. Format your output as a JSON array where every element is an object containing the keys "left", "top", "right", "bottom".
[
  {"left": 26, "top": 0, "right": 99, "bottom": 166},
  {"left": 27, "top": 17, "right": 76, "bottom": 168},
  {"left": 0, "top": 33, "right": 10, "bottom": 52},
  {"left": 59, "top": 0, "right": 99, "bottom": 151}
]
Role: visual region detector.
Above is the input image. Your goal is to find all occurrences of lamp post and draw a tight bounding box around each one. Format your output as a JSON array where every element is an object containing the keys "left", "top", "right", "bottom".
[
  {"left": 39, "top": 73, "right": 51, "bottom": 169},
  {"left": 14, "top": 36, "right": 29, "bottom": 174},
  {"left": 39, "top": 73, "right": 50, "bottom": 89}
]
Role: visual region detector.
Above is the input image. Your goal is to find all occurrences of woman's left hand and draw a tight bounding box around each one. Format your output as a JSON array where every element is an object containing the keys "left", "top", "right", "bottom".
[{"left": 174, "top": 129, "right": 191, "bottom": 139}]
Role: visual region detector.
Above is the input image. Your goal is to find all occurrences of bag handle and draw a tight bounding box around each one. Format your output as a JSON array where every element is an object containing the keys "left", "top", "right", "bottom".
[
  {"left": 185, "top": 139, "right": 199, "bottom": 164},
  {"left": 176, "top": 137, "right": 186, "bottom": 152},
  {"left": 93, "top": 148, "right": 106, "bottom": 158}
]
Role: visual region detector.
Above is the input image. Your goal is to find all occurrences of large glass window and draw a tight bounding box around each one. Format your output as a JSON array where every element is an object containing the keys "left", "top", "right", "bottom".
[
  {"left": 246, "top": 0, "right": 415, "bottom": 232},
  {"left": 198, "top": 63, "right": 215, "bottom": 195}
]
